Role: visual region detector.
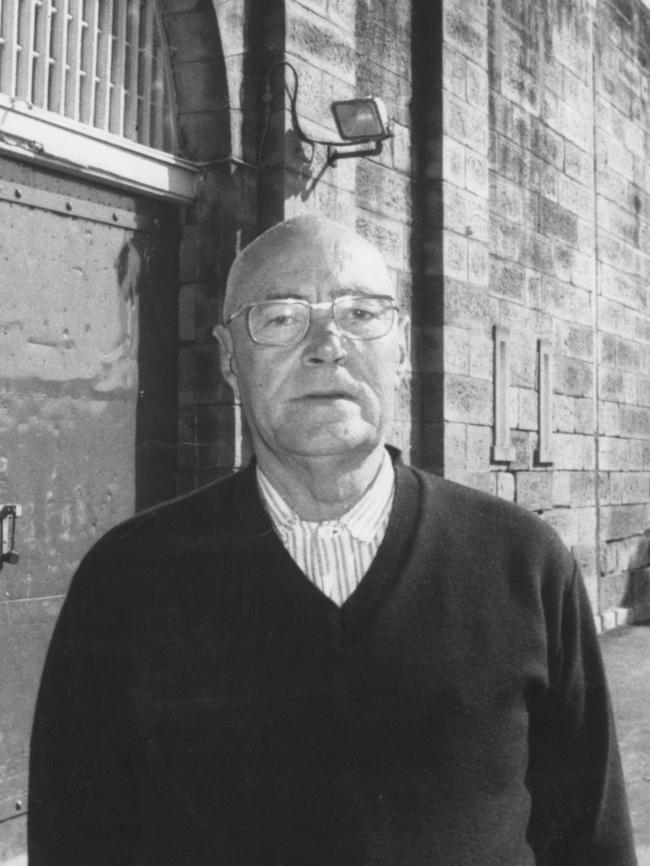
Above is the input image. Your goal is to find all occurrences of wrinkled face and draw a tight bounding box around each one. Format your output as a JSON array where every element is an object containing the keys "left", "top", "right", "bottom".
[{"left": 214, "top": 219, "right": 407, "bottom": 466}]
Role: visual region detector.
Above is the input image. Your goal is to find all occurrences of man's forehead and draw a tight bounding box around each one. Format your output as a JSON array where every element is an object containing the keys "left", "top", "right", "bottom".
[{"left": 224, "top": 216, "right": 394, "bottom": 315}]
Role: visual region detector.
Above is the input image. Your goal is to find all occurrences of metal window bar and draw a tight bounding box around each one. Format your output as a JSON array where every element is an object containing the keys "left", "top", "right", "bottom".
[
  {"left": 109, "top": 0, "right": 127, "bottom": 137},
  {"left": 0, "top": 0, "right": 19, "bottom": 97},
  {"left": 124, "top": 0, "right": 140, "bottom": 140},
  {"left": 16, "top": 1, "right": 35, "bottom": 101},
  {"left": 1, "top": 0, "right": 175, "bottom": 154},
  {"left": 48, "top": 0, "right": 68, "bottom": 115},
  {"left": 32, "top": 0, "right": 54, "bottom": 110},
  {"left": 79, "top": 0, "right": 99, "bottom": 125},
  {"left": 93, "top": 0, "right": 113, "bottom": 130},
  {"left": 139, "top": 0, "right": 154, "bottom": 146}
]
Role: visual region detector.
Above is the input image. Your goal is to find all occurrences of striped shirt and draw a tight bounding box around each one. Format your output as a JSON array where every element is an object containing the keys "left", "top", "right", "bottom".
[{"left": 257, "top": 453, "right": 395, "bottom": 606}]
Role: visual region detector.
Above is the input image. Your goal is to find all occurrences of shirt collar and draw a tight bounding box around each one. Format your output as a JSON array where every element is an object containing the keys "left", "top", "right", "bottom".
[{"left": 257, "top": 450, "right": 395, "bottom": 544}]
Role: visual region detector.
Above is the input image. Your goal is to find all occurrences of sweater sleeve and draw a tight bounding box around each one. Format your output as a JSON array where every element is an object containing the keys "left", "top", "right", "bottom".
[
  {"left": 526, "top": 562, "right": 637, "bottom": 866},
  {"left": 28, "top": 548, "right": 139, "bottom": 866}
]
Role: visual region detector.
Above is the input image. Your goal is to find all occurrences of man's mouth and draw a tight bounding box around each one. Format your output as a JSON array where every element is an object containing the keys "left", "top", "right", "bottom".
[{"left": 300, "top": 390, "right": 357, "bottom": 401}]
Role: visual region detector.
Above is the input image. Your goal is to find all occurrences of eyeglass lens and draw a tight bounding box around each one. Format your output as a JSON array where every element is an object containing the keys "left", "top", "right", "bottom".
[{"left": 248, "top": 296, "right": 395, "bottom": 346}]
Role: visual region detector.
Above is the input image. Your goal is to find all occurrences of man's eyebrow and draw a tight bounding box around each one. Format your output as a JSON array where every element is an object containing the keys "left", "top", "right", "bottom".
[{"left": 263, "top": 291, "right": 307, "bottom": 300}]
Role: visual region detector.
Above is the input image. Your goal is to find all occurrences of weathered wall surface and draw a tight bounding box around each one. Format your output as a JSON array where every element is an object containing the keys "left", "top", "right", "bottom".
[
  {"left": 0, "top": 159, "right": 180, "bottom": 859},
  {"left": 434, "top": 0, "right": 650, "bottom": 622}
]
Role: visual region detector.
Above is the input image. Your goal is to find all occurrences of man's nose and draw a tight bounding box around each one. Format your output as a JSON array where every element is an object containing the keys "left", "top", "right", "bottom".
[{"left": 301, "top": 313, "right": 348, "bottom": 365}]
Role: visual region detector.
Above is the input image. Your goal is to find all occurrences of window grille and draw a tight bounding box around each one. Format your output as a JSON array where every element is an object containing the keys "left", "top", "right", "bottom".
[{"left": 0, "top": 0, "right": 176, "bottom": 154}]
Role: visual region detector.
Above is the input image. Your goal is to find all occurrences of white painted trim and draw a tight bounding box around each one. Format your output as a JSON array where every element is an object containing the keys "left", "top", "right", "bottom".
[{"left": 0, "top": 94, "right": 200, "bottom": 204}]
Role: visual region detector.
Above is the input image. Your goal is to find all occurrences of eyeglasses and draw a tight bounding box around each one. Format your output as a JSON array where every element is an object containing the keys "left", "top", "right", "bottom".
[{"left": 225, "top": 295, "right": 399, "bottom": 347}]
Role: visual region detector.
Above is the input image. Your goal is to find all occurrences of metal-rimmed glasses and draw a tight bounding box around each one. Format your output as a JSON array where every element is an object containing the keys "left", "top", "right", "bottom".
[{"left": 225, "top": 295, "right": 399, "bottom": 347}]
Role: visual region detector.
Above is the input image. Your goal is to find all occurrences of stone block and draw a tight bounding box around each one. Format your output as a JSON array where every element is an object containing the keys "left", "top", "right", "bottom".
[
  {"left": 443, "top": 5, "right": 487, "bottom": 65},
  {"left": 468, "top": 239, "right": 489, "bottom": 287},
  {"left": 552, "top": 242, "right": 573, "bottom": 283},
  {"left": 530, "top": 119, "right": 564, "bottom": 169},
  {"left": 565, "top": 142, "right": 593, "bottom": 186},
  {"left": 466, "top": 423, "right": 492, "bottom": 469},
  {"left": 490, "top": 174, "right": 525, "bottom": 223},
  {"left": 557, "top": 98, "right": 594, "bottom": 152},
  {"left": 445, "top": 422, "right": 467, "bottom": 468},
  {"left": 520, "top": 231, "right": 554, "bottom": 273},
  {"left": 489, "top": 215, "right": 522, "bottom": 261},
  {"left": 600, "top": 503, "right": 649, "bottom": 541},
  {"left": 443, "top": 231, "right": 469, "bottom": 281},
  {"left": 570, "top": 471, "right": 596, "bottom": 506},
  {"left": 517, "top": 386, "right": 537, "bottom": 430},
  {"left": 574, "top": 397, "right": 595, "bottom": 434},
  {"left": 510, "top": 344, "right": 536, "bottom": 389},
  {"left": 443, "top": 326, "right": 471, "bottom": 374},
  {"left": 516, "top": 470, "right": 553, "bottom": 511},
  {"left": 558, "top": 174, "right": 593, "bottom": 221},
  {"left": 540, "top": 276, "right": 575, "bottom": 321},
  {"left": 598, "top": 401, "right": 620, "bottom": 436},
  {"left": 620, "top": 405, "right": 650, "bottom": 437},
  {"left": 444, "top": 93, "right": 489, "bottom": 154},
  {"left": 554, "top": 357, "right": 594, "bottom": 398},
  {"left": 540, "top": 197, "right": 579, "bottom": 246},
  {"left": 445, "top": 374, "right": 492, "bottom": 424},
  {"left": 570, "top": 250, "right": 595, "bottom": 291},
  {"left": 552, "top": 471, "right": 572, "bottom": 507},
  {"left": 443, "top": 44, "right": 467, "bottom": 95},
  {"left": 466, "top": 151, "right": 489, "bottom": 197},
  {"left": 553, "top": 394, "right": 575, "bottom": 433},
  {"left": 356, "top": 162, "right": 412, "bottom": 222},
  {"left": 466, "top": 58, "right": 488, "bottom": 108},
  {"left": 509, "top": 429, "right": 533, "bottom": 470},
  {"left": 469, "top": 331, "right": 493, "bottom": 379},
  {"left": 444, "top": 278, "right": 490, "bottom": 326},
  {"left": 496, "top": 471, "right": 516, "bottom": 501},
  {"left": 356, "top": 3, "right": 411, "bottom": 78},
  {"left": 552, "top": 432, "right": 594, "bottom": 470},
  {"left": 439, "top": 138, "right": 466, "bottom": 186},
  {"left": 287, "top": 13, "right": 355, "bottom": 78}
]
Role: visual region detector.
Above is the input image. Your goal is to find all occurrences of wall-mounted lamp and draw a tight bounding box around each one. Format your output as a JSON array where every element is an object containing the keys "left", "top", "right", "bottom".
[
  {"left": 0, "top": 504, "right": 21, "bottom": 566},
  {"left": 328, "top": 97, "right": 392, "bottom": 163},
  {"left": 260, "top": 62, "right": 393, "bottom": 168}
]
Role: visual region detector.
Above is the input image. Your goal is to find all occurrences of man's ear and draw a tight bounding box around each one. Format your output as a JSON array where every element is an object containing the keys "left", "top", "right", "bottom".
[
  {"left": 397, "top": 314, "right": 411, "bottom": 376},
  {"left": 213, "top": 324, "right": 239, "bottom": 398}
]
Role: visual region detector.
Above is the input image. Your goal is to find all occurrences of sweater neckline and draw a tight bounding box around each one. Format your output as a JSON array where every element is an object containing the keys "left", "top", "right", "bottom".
[{"left": 230, "top": 452, "right": 423, "bottom": 642}]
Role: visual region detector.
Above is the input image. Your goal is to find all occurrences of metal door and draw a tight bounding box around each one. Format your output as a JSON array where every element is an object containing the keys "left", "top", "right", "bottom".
[{"left": 0, "top": 154, "right": 180, "bottom": 860}]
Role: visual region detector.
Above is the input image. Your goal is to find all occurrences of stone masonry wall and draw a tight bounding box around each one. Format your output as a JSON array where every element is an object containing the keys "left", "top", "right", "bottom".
[
  {"left": 435, "top": 0, "right": 650, "bottom": 623},
  {"left": 594, "top": 0, "right": 650, "bottom": 622}
]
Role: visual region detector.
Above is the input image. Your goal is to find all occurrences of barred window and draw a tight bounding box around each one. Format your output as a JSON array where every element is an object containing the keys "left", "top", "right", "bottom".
[{"left": 0, "top": 0, "right": 176, "bottom": 154}]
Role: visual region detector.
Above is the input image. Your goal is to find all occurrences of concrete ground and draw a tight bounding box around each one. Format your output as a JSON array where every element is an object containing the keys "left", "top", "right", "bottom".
[{"left": 600, "top": 622, "right": 650, "bottom": 866}]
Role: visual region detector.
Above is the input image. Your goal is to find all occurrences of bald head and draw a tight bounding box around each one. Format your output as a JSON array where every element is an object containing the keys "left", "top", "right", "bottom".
[{"left": 222, "top": 215, "right": 394, "bottom": 321}]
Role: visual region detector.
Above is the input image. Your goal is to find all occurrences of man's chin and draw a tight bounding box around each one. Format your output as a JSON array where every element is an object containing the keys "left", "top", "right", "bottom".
[{"left": 277, "top": 425, "right": 381, "bottom": 460}]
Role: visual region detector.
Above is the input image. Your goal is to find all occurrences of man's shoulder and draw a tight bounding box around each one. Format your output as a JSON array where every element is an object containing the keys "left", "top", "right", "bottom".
[
  {"left": 397, "top": 462, "right": 574, "bottom": 570},
  {"left": 90, "top": 465, "right": 260, "bottom": 564}
]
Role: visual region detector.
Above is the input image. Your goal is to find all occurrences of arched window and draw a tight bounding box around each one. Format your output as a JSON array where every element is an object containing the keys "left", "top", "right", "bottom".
[{"left": 0, "top": 1, "right": 197, "bottom": 201}]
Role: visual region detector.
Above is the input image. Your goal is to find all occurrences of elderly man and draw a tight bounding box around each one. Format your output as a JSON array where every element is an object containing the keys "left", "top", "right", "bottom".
[{"left": 29, "top": 215, "right": 636, "bottom": 865}]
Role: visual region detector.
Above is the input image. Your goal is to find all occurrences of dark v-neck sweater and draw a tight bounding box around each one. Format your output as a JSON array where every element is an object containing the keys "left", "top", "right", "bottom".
[{"left": 28, "top": 459, "right": 636, "bottom": 866}]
